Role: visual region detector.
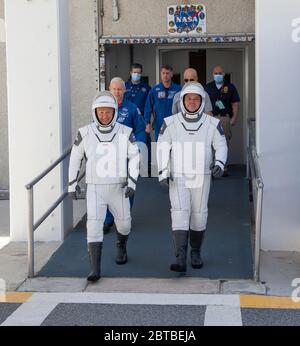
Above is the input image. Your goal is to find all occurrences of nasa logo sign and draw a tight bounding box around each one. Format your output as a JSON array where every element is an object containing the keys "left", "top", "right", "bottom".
[{"left": 168, "top": 4, "right": 206, "bottom": 36}]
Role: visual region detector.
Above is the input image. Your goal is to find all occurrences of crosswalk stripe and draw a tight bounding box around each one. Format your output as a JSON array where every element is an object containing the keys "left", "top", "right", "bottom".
[
  {"left": 204, "top": 305, "right": 243, "bottom": 326},
  {"left": 1, "top": 294, "right": 58, "bottom": 326},
  {"left": 2, "top": 293, "right": 300, "bottom": 326}
]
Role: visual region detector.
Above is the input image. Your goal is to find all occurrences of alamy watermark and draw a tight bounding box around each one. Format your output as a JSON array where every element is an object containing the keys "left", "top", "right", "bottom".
[
  {"left": 292, "top": 18, "right": 300, "bottom": 43},
  {"left": 291, "top": 278, "right": 300, "bottom": 303},
  {"left": 94, "top": 138, "right": 208, "bottom": 189}
]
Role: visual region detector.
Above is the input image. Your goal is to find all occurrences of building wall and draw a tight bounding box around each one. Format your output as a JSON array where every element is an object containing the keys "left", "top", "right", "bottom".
[
  {"left": 256, "top": 0, "right": 300, "bottom": 251},
  {"left": 0, "top": 0, "right": 8, "bottom": 192},
  {"left": 0, "top": 0, "right": 98, "bottom": 192},
  {"left": 0, "top": 0, "right": 255, "bottom": 192},
  {"left": 103, "top": 0, "right": 255, "bottom": 36},
  {"left": 69, "top": 0, "right": 99, "bottom": 141}
]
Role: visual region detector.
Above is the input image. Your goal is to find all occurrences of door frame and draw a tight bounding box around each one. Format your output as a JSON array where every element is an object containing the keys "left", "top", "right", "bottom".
[{"left": 156, "top": 43, "right": 251, "bottom": 164}]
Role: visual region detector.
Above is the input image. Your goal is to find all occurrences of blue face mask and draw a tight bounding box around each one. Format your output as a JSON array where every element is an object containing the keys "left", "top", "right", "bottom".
[
  {"left": 214, "top": 74, "right": 224, "bottom": 84},
  {"left": 131, "top": 72, "right": 141, "bottom": 82}
]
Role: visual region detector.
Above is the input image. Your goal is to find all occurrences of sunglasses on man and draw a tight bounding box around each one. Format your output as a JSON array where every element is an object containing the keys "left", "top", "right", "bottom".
[{"left": 184, "top": 78, "right": 195, "bottom": 83}]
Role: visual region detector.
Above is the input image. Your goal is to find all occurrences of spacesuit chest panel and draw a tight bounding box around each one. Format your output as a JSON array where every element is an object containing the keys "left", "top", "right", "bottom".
[
  {"left": 169, "top": 115, "right": 207, "bottom": 176},
  {"left": 84, "top": 124, "right": 128, "bottom": 184}
]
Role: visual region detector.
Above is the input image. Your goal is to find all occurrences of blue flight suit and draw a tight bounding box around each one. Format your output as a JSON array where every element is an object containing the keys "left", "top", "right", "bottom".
[
  {"left": 125, "top": 80, "right": 151, "bottom": 115},
  {"left": 105, "top": 99, "right": 146, "bottom": 226},
  {"left": 144, "top": 82, "right": 181, "bottom": 140},
  {"left": 116, "top": 99, "right": 147, "bottom": 143},
  {"left": 125, "top": 80, "right": 152, "bottom": 174}
]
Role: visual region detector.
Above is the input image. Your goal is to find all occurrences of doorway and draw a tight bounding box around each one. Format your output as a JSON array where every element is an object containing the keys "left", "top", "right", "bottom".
[{"left": 159, "top": 46, "right": 248, "bottom": 165}]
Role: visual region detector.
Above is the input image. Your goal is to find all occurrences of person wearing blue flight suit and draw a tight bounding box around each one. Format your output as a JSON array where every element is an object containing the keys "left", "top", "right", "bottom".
[
  {"left": 125, "top": 63, "right": 151, "bottom": 175},
  {"left": 125, "top": 63, "right": 151, "bottom": 115},
  {"left": 144, "top": 65, "right": 181, "bottom": 141},
  {"left": 104, "top": 77, "right": 147, "bottom": 233},
  {"left": 205, "top": 65, "right": 240, "bottom": 176}
]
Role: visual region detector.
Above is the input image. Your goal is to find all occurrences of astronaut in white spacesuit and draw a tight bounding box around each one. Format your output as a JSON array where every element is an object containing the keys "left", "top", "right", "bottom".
[
  {"left": 68, "top": 91, "right": 140, "bottom": 282},
  {"left": 157, "top": 82, "right": 228, "bottom": 273}
]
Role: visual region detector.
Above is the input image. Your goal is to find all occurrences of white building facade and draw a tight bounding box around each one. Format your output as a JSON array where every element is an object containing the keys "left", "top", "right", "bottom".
[{"left": 1, "top": 0, "right": 300, "bottom": 254}]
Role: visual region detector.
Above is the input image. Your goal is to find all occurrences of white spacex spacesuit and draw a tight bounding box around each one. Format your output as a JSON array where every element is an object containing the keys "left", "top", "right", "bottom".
[
  {"left": 68, "top": 91, "right": 140, "bottom": 281},
  {"left": 157, "top": 82, "right": 227, "bottom": 272}
]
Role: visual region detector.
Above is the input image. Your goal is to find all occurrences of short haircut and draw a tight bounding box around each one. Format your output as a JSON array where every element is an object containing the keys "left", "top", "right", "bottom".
[
  {"left": 110, "top": 77, "right": 126, "bottom": 89},
  {"left": 131, "top": 63, "right": 143, "bottom": 72},
  {"left": 161, "top": 65, "right": 173, "bottom": 72}
]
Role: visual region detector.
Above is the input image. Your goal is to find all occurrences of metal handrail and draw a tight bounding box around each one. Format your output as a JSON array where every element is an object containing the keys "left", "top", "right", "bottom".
[
  {"left": 247, "top": 118, "right": 264, "bottom": 282},
  {"left": 25, "top": 146, "right": 85, "bottom": 278},
  {"left": 26, "top": 148, "right": 72, "bottom": 190}
]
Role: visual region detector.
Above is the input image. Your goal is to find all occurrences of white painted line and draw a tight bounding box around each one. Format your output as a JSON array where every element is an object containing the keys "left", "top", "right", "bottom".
[
  {"left": 15, "top": 292, "right": 240, "bottom": 306},
  {"left": 0, "top": 293, "right": 241, "bottom": 326},
  {"left": 204, "top": 305, "right": 243, "bottom": 326},
  {"left": 1, "top": 295, "right": 58, "bottom": 326}
]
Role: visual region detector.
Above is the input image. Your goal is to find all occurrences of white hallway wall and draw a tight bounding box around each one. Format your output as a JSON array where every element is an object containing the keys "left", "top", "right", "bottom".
[
  {"left": 6, "top": 0, "right": 73, "bottom": 241},
  {"left": 0, "top": 0, "right": 8, "bottom": 192},
  {"left": 256, "top": 0, "right": 300, "bottom": 251}
]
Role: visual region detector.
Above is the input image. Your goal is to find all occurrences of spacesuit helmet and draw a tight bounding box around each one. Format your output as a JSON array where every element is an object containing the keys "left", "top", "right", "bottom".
[
  {"left": 180, "top": 82, "right": 206, "bottom": 120},
  {"left": 92, "top": 91, "right": 118, "bottom": 131}
]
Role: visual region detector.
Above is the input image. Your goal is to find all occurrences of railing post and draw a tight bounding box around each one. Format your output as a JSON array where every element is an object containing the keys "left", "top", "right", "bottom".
[
  {"left": 246, "top": 120, "right": 250, "bottom": 179},
  {"left": 27, "top": 187, "right": 34, "bottom": 278},
  {"left": 254, "top": 183, "right": 263, "bottom": 282}
]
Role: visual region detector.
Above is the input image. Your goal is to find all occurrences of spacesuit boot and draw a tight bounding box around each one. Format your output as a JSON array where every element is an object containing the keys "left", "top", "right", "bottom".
[
  {"left": 190, "top": 230, "right": 205, "bottom": 269},
  {"left": 87, "top": 242, "right": 102, "bottom": 282},
  {"left": 116, "top": 232, "right": 128, "bottom": 265},
  {"left": 170, "top": 231, "right": 189, "bottom": 273}
]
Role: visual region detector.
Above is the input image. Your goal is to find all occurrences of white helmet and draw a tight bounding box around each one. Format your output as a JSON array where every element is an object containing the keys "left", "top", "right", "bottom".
[
  {"left": 180, "top": 82, "right": 206, "bottom": 120},
  {"left": 92, "top": 91, "right": 118, "bottom": 131}
]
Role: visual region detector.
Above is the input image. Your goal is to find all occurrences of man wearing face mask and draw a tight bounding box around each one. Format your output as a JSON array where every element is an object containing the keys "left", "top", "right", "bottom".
[
  {"left": 125, "top": 63, "right": 151, "bottom": 116},
  {"left": 205, "top": 65, "right": 240, "bottom": 176},
  {"left": 125, "top": 63, "right": 151, "bottom": 174},
  {"left": 157, "top": 82, "right": 227, "bottom": 273}
]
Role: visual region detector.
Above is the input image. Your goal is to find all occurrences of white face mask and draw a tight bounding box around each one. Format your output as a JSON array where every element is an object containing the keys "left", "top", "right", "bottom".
[
  {"left": 131, "top": 72, "right": 141, "bottom": 82},
  {"left": 214, "top": 74, "right": 224, "bottom": 84}
]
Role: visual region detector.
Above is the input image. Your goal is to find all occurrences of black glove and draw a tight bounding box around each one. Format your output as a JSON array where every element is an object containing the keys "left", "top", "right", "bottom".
[
  {"left": 159, "top": 178, "right": 169, "bottom": 189},
  {"left": 68, "top": 185, "right": 81, "bottom": 200},
  {"left": 125, "top": 187, "right": 135, "bottom": 198},
  {"left": 210, "top": 163, "right": 224, "bottom": 178}
]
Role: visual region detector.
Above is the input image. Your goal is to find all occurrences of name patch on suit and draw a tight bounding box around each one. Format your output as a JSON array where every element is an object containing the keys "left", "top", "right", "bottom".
[{"left": 158, "top": 91, "right": 166, "bottom": 99}]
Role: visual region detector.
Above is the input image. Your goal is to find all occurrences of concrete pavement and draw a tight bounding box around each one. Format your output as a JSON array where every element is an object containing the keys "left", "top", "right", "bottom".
[
  {"left": 0, "top": 199, "right": 86, "bottom": 291},
  {"left": 1, "top": 292, "right": 300, "bottom": 326},
  {"left": 0, "top": 199, "right": 300, "bottom": 298}
]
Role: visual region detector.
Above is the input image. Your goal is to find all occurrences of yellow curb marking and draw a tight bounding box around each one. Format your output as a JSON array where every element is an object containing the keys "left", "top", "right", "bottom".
[
  {"left": 0, "top": 292, "right": 33, "bottom": 303},
  {"left": 240, "top": 295, "right": 300, "bottom": 309}
]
